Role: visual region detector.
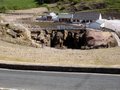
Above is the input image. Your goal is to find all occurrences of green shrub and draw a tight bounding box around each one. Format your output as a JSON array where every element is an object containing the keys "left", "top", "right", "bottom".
[
  {"left": 13, "top": 6, "right": 20, "bottom": 10},
  {"left": 0, "top": 6, "right": 8, "bottom": 13},
  {"left": 60, "top": 7, "right": 65, "bottom": 10}
]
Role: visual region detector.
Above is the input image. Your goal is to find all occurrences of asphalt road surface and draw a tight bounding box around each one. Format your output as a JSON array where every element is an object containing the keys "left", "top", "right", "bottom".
[{"left": 0, "top": 69, "right": 120, "bottom": 90}]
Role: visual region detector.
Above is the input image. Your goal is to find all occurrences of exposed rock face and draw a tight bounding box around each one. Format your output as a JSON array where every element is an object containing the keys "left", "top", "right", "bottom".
[
  {"left": 0, "top": 23, "right": 41, "bottom": 48},
  {"left": 82, "top": 30, "right": 118, "bottom": 49},
  {"left": 64, "top": 31, "right": 74, "bottom": 48},
  {"left": 91, "top": 2, "right": 106, "bottom": 9},
  {"left": 50, "top": 29, "right": 119, "bottom": 49},
  {"left": 50, "top": 30, "right": 82, "bottom": 49},
  {"left": 0, "top": 20, "right": 119, "bottom": 49},
  {"left": 51, "top": 31, "right": 66, "bottom": 49},
  {"left": 57, "top": 1, "right": 107, "bottom": 12},
  {"left": 31, "top": 30, "right": 51, "bottom": 47},
  {"left": 0, "top": 23, "right": 31, "bottom": 40}
]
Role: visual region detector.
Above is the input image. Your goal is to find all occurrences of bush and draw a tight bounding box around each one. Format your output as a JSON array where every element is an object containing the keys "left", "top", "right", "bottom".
[
  {"left": 60, "top": 7, "right": 65, "bottom": 10},
  {"left": 0, "top": 6, "right": 8, "bottom": 13},
  {"left": 13, "top": 6, "right": 20, "bottom": 10}
]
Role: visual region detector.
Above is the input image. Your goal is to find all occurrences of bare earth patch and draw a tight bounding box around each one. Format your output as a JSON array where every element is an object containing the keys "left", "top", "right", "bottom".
[
  {"left": 0, "top": 40, "right": 120, "bottom": 68},
  {"left": 10, "top": 7, "right": 48, "bottom": 14}
]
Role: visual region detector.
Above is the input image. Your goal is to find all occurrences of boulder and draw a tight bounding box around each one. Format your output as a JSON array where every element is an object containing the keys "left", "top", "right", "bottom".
[
  {"left": 0, "top": 23, "right": 41, "bottom": 48},
  {"left": 37, "top": 30, "right": 51, "bottom": 46},
  {"left": 51, "top": 31, "right": 66, "bottom": 49},
  {"left": 82, "top": 30, "right": 118, "bottom": 49}
]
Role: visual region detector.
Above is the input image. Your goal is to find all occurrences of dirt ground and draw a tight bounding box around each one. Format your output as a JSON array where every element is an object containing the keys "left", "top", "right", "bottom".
[
  {"left": 0, "top": 7, "right": 120, "bottom": 68},
  {"left": 1, "top": 7, "right": 48, "bottom": 22},
  {"left": 0, "top": 40, "right": 120, "bottom": 68},
  {"left": 9, "top": 7, "right": 48, "bottom": 14}
]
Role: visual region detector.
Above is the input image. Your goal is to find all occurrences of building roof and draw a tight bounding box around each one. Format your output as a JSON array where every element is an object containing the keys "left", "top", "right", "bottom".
[
  {"left": 58, "top": 13, "right": 73, "bottom": 19},
  {"left": 101, "top": 20, "right": 120, "bottom": 32},
  {"left": 73, "top": 12, "right": 100, "bottom": 20}
]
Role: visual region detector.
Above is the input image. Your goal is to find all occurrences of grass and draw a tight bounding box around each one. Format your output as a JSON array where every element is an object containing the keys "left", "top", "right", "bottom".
[
  {"left": 0, "top": 0, "right": 39, "bottom": 10},
  {"left": 105, "top": 0, "right": 120, "bottom": 8}
]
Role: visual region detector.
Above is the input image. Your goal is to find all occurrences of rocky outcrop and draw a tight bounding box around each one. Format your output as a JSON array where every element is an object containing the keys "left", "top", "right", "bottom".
[
  {"left": 0, "top": 21, "right": 119, "bottom": 49},
  {"left": 0, "top": 22, "right": 41, "bottom": 48},
  {"left": 54, "top": 1, "right": 107, "bottom": 12},
  {"left": 50, "top": 29, "right": 119, "bottom": 49},
  {"left": 67, "top": 2, "right": 106, "bottom": 12},
  {"left": 82, "top": 29, "right": 118, "bottom": 49},
  {"left": 51, "top": 31, "right": 66, "bottom": 49}
]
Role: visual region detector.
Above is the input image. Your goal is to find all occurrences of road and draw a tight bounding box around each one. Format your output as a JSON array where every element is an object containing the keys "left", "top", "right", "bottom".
[{"left": 0, "top": 69, "right": 120, "bottom": 90}]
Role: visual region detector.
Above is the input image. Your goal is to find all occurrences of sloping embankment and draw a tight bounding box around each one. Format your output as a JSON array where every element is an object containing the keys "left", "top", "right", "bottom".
[{"left": 0, "top": 40, "right": 120, "bottom": 68}]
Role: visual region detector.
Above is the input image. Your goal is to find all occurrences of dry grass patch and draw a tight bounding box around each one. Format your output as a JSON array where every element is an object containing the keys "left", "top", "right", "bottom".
[
  {"left": 0, "top": 55, "right": 34, "bottom": 63},
  {"left": 0, "top": 40, "right": 120, "bottom": 68}
]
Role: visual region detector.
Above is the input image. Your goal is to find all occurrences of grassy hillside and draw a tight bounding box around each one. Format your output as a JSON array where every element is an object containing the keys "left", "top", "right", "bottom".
[
  {"left": 48, "top": 0, "right": 120, "bottom": 13},
  {"left": 0, "top": 0, "right": 120, "bottom": 13},
  {"left": 0, "top": 0, "right": 39, "bottom": 12},
  {"left": 105, "top": 0, "right": 120, "bottom": 8}
]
